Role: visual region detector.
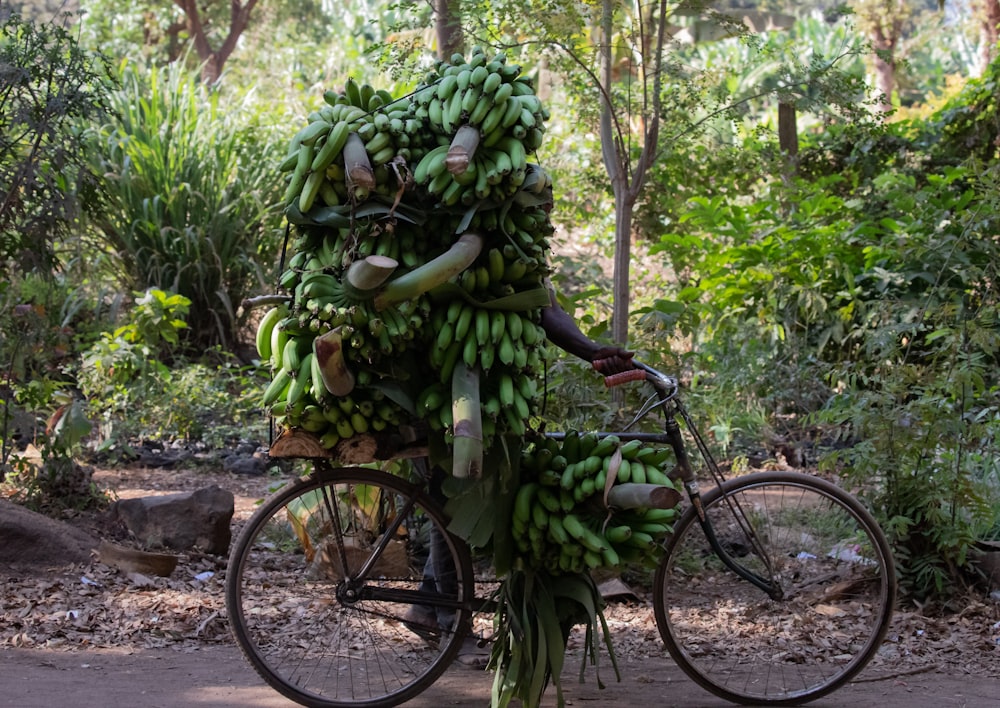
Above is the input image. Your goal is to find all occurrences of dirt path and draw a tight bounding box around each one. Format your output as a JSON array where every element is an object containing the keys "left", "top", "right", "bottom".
[
  {"left": 2, "top": 642, "right": 996, "bottom": 708},
  {"left": 2, "top": 464, "right": 998, "bottom": 707}
]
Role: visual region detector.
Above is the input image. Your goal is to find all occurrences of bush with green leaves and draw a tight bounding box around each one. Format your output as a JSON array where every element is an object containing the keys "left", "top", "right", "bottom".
[
  {"left": 85, "top": 59, "right": 287, "bottom": 352},
  {"left": 640, "top": 50, "right": 1000, "bottom": 601},
  {"left": 77, "top": 287, "right": 266, "bottom": 456},
  {"left": 0, "top": 8, "right": 112, "bottom": 274},
  {"left": 813, "top": 153, "right": 1000, "bottom": 602},
  {"left": 77, "top": 288, "right": 190, "bottom": 449},
  {"left": 0, "top": 272, "right": 98, "bottom": 479}
]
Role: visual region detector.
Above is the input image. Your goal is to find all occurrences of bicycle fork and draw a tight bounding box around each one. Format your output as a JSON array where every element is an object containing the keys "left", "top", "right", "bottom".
[{"left": 664, "top": 402, "right": 785, "bottom": 601}]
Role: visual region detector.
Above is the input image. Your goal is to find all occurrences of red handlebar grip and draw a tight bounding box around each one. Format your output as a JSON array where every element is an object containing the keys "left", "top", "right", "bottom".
[{"left": 603, "top": 369, "right": 647, "bottom": 388}]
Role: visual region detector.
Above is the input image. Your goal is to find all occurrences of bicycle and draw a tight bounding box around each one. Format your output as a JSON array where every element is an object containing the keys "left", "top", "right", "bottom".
[{"left": 225, "top": 360, "right": 897, "bottom": 708}]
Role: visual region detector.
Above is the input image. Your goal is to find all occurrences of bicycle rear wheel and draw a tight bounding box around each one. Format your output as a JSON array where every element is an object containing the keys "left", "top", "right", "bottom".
[
  {"left": 654, "top": 470, "right": 895, "bottom": 705},
  {"left": 226, "top": 463, "right": 474, "bottom": 708}
]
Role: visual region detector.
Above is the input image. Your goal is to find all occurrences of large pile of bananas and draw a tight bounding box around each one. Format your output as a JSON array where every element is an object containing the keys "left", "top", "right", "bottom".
[
  {"left": 255, "top": 47, "right": 556, "bottom": 461},
  {"left": 514, "top": 432, "right": 679, "bottom": 574}
]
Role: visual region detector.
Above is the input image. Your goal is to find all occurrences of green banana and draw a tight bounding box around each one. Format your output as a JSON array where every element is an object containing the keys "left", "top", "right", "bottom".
[
  {"left": 282, "top": 143, "right": 314, "bottom": 206},
  {"left": 298, "top": 169, "right": 324, "bottom": 212},
  {"left": 270, "top": 319, "right": 290, "bottom": 371},
  {"left": 468, "top": 94, "right": 493, "bottom": 127},
  {"left": 482, "top": 71, "right": 502, "bottom": 95},
  {"left": 462, "top": 329, "right": 478, "bottom": 367},
  {"left": 292, "top": 119, "right": 331, "bottom": 147},
  {"left": 438, "top": 340, "right": 463, "bottom": 384},
  {"left": 490, "top": 310, "right": 506, "bottom": 344},
  {"left": 262, "top": 367, "right": 292, "bottom": 407},
  {"left": 436, "top": 73, "right": 458, "bottom": 102},
  {"left": 255, "top": 305, "right": 286, "bottom": 362},
  {"left": 344, "top": 77, "right": 364, "bottom": 108},
  {"left": 461, "top": 85, "right": 480, "bottom": 114},
  {"left": 470, "top": 65, "right": 489, "bottom": 86},
  {"left": 505, "top": 310, "right": 523, "bottom": 340},
  {"left": 364, "top": 129, "right": 392, "bottom": 156},
  {"left": 413, "top": 145, "right": 449, "bottom": 185},
  {"left": 475, "top": 309, "right": 490, "bottom": 346},
  {"left": 454, "top": 304, "right": 474, "bottom": 341},
  {"left": 497, "top": 331, "right": 516, "bottom": 365},
  {"left": 445, "top": 298, "right": 464, "bottom": 324},
  {"left": 311, "top": 120, "right": 350, "bottom": 172},
  {"left": 456, "top": 66, "right": 472, "bottom": 92},
  {"left": 492, "top": 81, "right": 514, "bottom": 106},
  {"left": 285, "top": 352, "right": 313, "bottom": 409},
  {"left": 479, "top": 101, "right": 508, "bottom": 137},
  {"left": 281, "top": 334, "right": 305, "bottom": 375},
  {"left": 498, "top": 372, "right": 515, "bottom": 406},
  {"left": 513, "top": 482, "right": 539, "bottom": 526}
]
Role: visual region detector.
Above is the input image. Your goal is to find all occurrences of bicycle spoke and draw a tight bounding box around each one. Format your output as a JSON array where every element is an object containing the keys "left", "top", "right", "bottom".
[
  {"left": 655, "top": 472, "right": 895, "bottom": 705},
  {"left": 226, "top": 468, "right": 473, "bottom": 707}
]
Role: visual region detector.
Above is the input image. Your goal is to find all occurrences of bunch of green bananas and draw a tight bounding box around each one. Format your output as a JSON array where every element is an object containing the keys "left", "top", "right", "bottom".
[
  {"left": 257, "top": 48, "right": 566, "bottom": 457},
  {"left": 410, "top": 199, "right": 556, "bottom": 444},
  {"left": 278, "top": 76, "right": 432, "bottom": 212},
  {"left": 254, "top": 295, "right": 413, "bottom": 450},
  {"left": 409, "top": 46, "right": 549, "bottom": 208},
  {"left": 511, "top": 432, "right": 680, "bottom": 575}
]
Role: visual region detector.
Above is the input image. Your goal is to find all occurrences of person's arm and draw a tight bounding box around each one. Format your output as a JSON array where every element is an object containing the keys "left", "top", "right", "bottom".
[{"left": 538, "top": 283, "right": 634, "bottom": 374}]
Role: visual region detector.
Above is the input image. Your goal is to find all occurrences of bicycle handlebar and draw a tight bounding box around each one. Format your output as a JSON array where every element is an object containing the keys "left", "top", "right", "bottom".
[
  {"left": 598, "top": 360, "right": 679, "bottom": 397},
  {"left": 603, "top": 369, "right": 646, "bottom": 387}
]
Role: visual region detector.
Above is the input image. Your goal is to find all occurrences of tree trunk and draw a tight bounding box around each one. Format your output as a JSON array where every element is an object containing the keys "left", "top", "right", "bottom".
[
  {"left": 600, "top": 0, "right": 665, "bottom": 349},
  {"left": 434, "top": 0, "right": 463, "bottom": 59},
  {"left": 173, "top": 0, "right": 259, "bottom": 84},
  {"left": 979, "top": 0, "right": 1000, "bottom": 74},
  {"left": 778, "top": 101, "right": 799, "bottom": 191},
  {"left": 870, "top": 25, "right": 896, "bottom": 114},
  {"left": 611, "top": 194, "right": 635, "bottom": 346}
]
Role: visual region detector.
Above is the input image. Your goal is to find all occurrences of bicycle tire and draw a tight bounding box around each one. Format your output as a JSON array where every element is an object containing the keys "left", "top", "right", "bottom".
[
  {"left": 653, "top": 470, "right": 896, "bottom": 705},
  {"left": 225, "top": 463, "right": 475, "bottom": 708}
]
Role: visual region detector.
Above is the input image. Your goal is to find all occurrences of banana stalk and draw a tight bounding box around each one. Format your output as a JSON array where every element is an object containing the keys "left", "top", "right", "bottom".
[
  {"left": 343, "top": 131, "right": 376, "bottom": 190},
  {"left": 605, "top": 483, "right": 681, "bottom": 511},
  {"left": 345, "top": 255, "right": 398, "bottom": 291},
  {"left": 313, "top": 326, "right": 355, "bottom": 396},
  {"left": 373, "top": 231, "right": 484, "bottom": 310},
  {"left": 445, "top": 124, "right": 481, "bottom": 175},
  {"left": 450, "top": 360, "right": 483, "bottom": 478}
]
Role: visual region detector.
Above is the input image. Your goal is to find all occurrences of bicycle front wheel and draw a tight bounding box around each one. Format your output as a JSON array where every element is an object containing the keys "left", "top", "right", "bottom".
[
  {"left": 653, "top": 471, "right": 896, "bottom": 705},
  {"left": 226, "top": 464, "right": 474, "bottom": 708}
]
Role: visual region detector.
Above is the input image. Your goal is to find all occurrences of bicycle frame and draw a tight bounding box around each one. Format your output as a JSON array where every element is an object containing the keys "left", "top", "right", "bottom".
[
  {"left": 604, "top": 361, "right": 783, "bottom": 599},
  {"left": 336, "top": 360, "right": 784, "bottom": 614},
  {"left": 229, "top": 362, "right": 896, "bottom": 708}
]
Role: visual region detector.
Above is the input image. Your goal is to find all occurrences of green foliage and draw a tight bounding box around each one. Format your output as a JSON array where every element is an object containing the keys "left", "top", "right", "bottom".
[
  {"left": 82, "top": 288, "right": 190, "bottom": 382},
  {"left": 85, "top": 59, "right": 286, "bottom": 351},
  {"left": 639, "top": 42, "right": 1000, "bottom": 600},
  {"left": 77, "top": 288, "right": 189, "bottom": 447},
  {"left": 0, "top": 277, "right": 105, "bottom": 508},
  {"left": 0, "top": 272, "right": 98, "bottom": 484},
  {"left": 812, "top": 153, "right": 1000, "bottom": 601},
  {"left": 0, "top": 8, "right": 112, "bottom": 273},
  {"left": 75, "top": 285, "right": 266, "bottom": 455}
]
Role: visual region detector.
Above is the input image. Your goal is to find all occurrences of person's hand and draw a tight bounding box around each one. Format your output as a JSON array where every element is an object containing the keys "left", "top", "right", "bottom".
[{"left": 590, "top": 346, "right": 635, "bottom": 375}]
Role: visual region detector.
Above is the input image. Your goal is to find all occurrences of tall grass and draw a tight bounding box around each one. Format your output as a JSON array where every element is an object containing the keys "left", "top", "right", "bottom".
[{"left": 87, "top": 60, "right": 286, "bottom": 351}]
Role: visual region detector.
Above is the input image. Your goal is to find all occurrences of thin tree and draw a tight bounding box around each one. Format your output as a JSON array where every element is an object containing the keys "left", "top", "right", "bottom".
[
  {"left": 173, "top": 0, "right": 259, "bottom": 83},
  {"left": 434, "top": 0, "right": 463, "bottom": 59},
  {"left": 597, "top": 0, "right": 667, "bottom": 347}
]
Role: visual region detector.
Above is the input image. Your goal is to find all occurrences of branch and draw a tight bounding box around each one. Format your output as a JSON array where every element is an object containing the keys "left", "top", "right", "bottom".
[
  {"left": 173, "top": 0, "right": 213, "bottom": 63},
  {"left": 651, "top": 46, "right": 865, "bottom": 164},
  {"left": 629, "top": 0, "right": 669, "bottom": 201},
  {"left": 216, "top": 0, "right": 259, "bottom": 75}
]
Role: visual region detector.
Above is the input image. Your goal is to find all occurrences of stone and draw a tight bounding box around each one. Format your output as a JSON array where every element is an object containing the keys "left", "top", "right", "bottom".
[
  {"left": 974, "top": 540, "right": 1000, "bottom": 590},
  {"left": 109, "top": 485, "right": 234, "bottom": 555},
  {"left": 0, "top": 499, "right": 99, "bottom": 572},
  {"left": 222, "top": 453, "right": 267, "bottom": 476}
]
